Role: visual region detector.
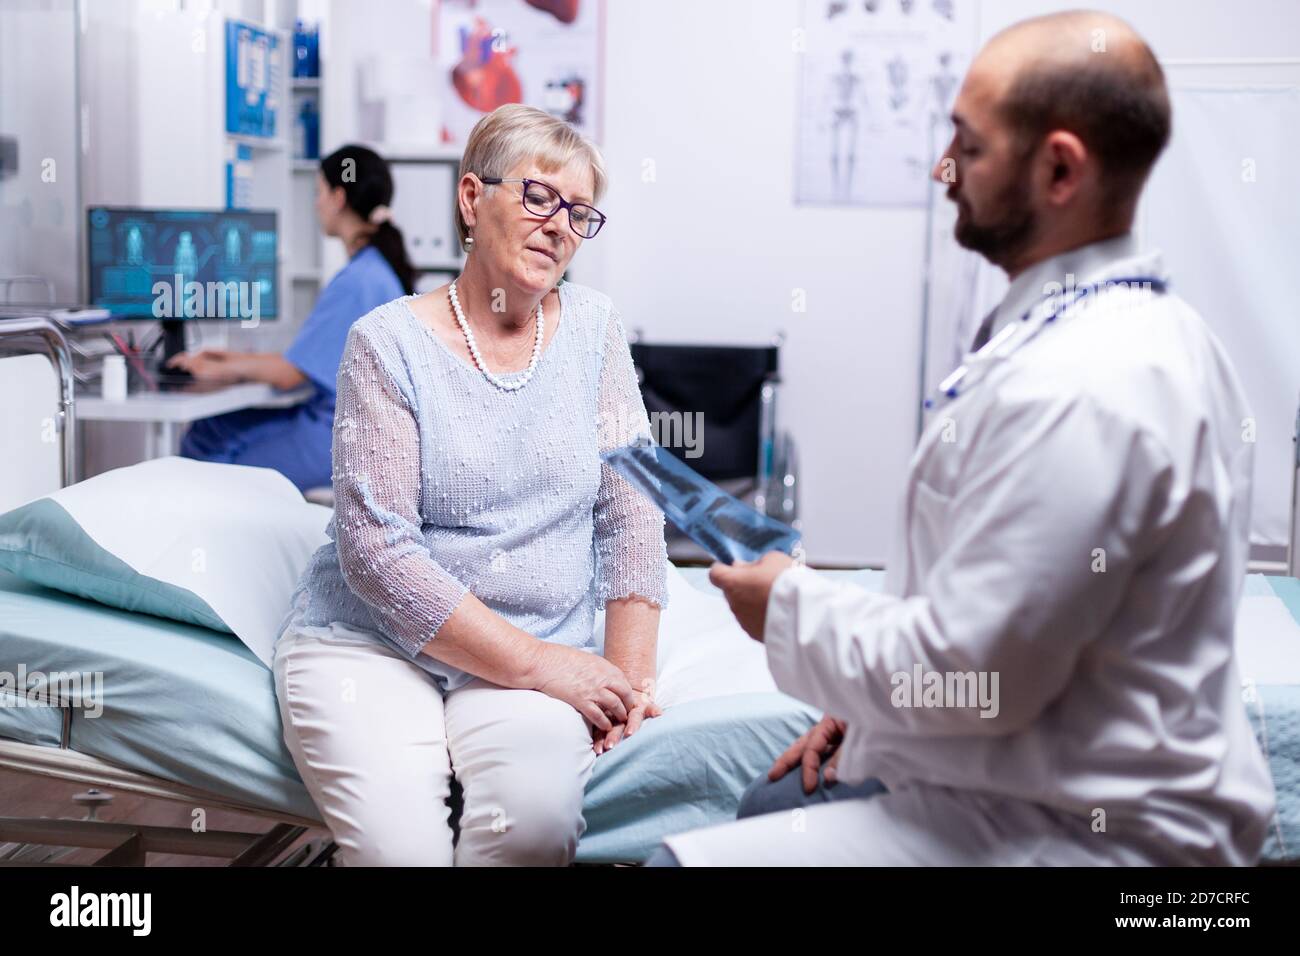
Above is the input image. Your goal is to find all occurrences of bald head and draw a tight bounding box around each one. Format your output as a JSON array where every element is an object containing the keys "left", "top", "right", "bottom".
[
  {"left": 976, "top": 10, "right": 1171, "bottom": 220},
  {"left": 984, "top": 10, "right": 1155, "bottom": 75}
]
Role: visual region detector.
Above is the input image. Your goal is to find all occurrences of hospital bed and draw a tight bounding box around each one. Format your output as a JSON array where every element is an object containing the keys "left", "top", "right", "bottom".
[{"left": 1, "top": 318, "right": 1298, "bottom": 866}]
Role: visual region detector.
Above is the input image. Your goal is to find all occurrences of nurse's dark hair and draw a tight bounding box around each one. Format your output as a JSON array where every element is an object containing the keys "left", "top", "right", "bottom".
[
  {"left": 999, "top": 31, "right": 1171, "bottom": 224},
  {"left": 320, "top": 144, "right": 416, "bottom": 295}
]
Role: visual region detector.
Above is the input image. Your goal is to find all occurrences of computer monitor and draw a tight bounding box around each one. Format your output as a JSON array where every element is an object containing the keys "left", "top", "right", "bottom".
[{"left": 85, "top": 206, "right": 278, "bottom": 361}]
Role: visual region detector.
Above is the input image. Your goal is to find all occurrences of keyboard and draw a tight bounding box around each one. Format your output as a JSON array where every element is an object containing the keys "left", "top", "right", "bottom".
[{"left": 143, "top": 360, "right": 195, "bottom": 385}]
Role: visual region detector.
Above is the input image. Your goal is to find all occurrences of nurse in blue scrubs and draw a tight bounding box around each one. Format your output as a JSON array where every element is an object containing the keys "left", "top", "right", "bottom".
[{"left": 170, "top": 145, "right": 414, "bottom": 491}]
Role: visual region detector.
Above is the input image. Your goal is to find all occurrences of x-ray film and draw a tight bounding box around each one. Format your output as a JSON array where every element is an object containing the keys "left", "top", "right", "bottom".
[{"left": 602, "top": 442, "right": 801, "bottom": 564}]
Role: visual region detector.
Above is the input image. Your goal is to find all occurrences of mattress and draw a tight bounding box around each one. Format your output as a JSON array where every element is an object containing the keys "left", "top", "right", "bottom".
[{"left": 0, "top": 570, "right": 319, "bottom": 820}]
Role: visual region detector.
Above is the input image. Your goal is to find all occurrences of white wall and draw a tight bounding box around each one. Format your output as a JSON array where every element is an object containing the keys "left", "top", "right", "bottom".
[
  {"left": 56, "top": 0, "right": 1300, "bottom": 562},
  {"left": 583, "top": 0, "right": 1300, "bottom": 565},
  {"left": 591, "top": 0, "right": 925, "bottom": 565}
]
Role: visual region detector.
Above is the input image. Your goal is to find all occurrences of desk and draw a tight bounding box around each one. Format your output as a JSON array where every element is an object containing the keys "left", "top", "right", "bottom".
[{"left": 77, "top": 382, "right": 314, "bottom": 462}]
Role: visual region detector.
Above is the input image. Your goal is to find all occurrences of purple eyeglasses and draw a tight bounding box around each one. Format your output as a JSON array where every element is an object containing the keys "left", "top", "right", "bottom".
[{"left": 479, "top": 176, "right": 607, "bottom": 239}]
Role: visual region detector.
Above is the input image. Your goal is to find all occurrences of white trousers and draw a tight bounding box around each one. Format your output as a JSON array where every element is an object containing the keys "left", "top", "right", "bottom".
[{"left": 273, "top": 623, "right": 597, "bottom": 866}]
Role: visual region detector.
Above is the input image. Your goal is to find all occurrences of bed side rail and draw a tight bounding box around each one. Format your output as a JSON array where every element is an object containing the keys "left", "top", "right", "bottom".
[{"left": 0, "top": 316, "right": 76, "bottom": 492}]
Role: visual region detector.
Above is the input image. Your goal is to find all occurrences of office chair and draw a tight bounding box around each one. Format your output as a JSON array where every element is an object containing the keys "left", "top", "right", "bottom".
[{"left": 628, "top": 330, "right": 799, "bottom": 563}]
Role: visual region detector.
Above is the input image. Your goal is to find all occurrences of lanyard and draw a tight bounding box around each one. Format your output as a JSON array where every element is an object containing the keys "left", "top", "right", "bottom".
[{"left": 923, "top": 275, "right": 1169, "bottom": 411}]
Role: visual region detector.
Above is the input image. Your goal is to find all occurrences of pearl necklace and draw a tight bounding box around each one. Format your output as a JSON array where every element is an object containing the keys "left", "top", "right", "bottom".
[{"left": 448, "top": 280, "right": 545, "bottom": 392}]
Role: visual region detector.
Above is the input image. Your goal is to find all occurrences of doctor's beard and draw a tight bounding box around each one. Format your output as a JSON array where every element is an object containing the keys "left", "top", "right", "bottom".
[{"left": 949, "top": 166, "right": 1038, "bottom": 269}]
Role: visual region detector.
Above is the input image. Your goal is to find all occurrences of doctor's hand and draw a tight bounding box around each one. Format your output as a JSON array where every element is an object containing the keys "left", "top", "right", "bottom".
[
  {"left": 708, "top": 551, "right": 795, "bottom": 642},
  {"left": 166, "top": 348, "right": 244, "bottom": 382},
  {"left": 769, "top": 716, "right": 847, "bottom": 795}
]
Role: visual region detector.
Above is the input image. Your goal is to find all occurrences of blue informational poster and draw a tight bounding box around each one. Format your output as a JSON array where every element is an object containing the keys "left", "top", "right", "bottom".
[{"left": 225, "top": 20, "right": 282, "bottom": 139}]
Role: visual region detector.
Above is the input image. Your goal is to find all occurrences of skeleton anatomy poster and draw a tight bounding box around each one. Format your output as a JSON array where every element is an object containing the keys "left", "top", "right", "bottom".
[{"left": 795, "top": 0, "right": 977, "bottom": 206}]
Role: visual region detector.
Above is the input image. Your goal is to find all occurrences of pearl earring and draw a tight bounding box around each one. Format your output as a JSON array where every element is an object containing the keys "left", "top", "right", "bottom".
[{"left": 463, "top": 235, "right": 475, "bottom": 254}]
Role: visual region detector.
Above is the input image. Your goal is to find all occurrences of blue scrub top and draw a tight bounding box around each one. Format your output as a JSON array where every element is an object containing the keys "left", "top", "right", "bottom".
[
  {"left": 179, "top": 244, "right": 405, "bottom": 491},
  {"left": 285, "top": 244, "right": 406, "bottom": 408}
]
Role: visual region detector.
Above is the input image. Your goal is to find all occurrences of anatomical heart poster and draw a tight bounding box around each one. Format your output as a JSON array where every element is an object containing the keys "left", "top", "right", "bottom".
[
  {"left": 436, "top": 0, "right": 603, "bottom": 145},
  {"left": 795, "top": 0, "right": 977, "bottom": 206}
]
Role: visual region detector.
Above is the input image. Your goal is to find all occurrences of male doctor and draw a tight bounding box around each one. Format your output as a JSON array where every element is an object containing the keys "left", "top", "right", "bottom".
[{"left": 648, "top": 10, "right": 1276, "bottom": 866}]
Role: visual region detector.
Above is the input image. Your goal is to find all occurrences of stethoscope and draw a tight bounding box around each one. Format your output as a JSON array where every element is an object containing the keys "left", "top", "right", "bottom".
[{"left": 923, "top": 275, "right": 1169, "bottom": 412}]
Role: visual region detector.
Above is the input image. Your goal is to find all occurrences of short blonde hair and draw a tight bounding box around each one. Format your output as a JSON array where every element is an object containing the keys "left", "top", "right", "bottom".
[{"left": 456, "top": 103, "right": 607, "bottom": 248}]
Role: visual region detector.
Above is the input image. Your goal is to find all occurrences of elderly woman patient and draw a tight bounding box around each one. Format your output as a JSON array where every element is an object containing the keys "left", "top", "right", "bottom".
[{"left": 273, "top": 104, "right": 669, "bottom": 866}]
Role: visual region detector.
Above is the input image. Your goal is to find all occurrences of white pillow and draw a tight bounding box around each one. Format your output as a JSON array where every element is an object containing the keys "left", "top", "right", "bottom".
[{"left": 5, "top": 457, "right": 329, "bottom": 667}]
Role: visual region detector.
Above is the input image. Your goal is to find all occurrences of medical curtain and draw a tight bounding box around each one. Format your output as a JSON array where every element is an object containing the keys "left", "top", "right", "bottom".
[{"left": 1141, "top": 86, "right": 1300, "bottom": 548}]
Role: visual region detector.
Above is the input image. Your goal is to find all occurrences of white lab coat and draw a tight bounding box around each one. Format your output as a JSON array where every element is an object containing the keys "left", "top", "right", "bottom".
[{"left": 664, "top": 235, "right": 1277, "bottom": 866}]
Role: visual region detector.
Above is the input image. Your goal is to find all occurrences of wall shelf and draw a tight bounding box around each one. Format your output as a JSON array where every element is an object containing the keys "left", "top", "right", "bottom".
[{"left": 226, "top": 132, "right": 287, "bottom": 152}]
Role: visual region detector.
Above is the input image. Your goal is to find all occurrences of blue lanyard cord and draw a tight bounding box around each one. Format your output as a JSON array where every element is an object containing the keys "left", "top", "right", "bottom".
[{"left": 923, "top": 275, "right": 1169, "bottom": 410}]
